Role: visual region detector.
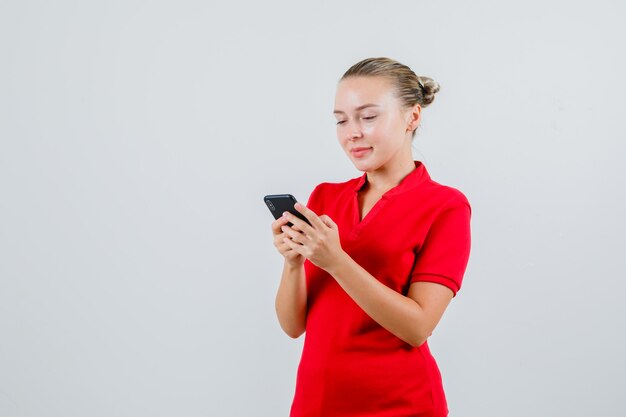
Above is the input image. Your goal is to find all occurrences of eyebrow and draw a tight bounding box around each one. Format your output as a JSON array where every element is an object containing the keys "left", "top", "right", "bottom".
[{"left": 333, "top": 103, "right": 380, "bottom": 115}]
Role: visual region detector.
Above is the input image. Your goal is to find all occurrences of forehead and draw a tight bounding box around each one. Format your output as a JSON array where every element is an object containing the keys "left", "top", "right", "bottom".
[{"left": 334, "top": 76, "right": 396, "bottom": 114}]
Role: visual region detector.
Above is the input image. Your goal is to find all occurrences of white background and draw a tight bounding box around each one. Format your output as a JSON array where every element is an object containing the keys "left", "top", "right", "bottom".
[{"left": 1, "top": 1, "right": 625, "bottom": 416}]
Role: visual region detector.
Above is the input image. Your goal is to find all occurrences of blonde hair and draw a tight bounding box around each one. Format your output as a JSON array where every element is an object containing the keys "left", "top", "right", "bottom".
[{"left": 340, "top": 57, "right": 440, "bottom": 138}]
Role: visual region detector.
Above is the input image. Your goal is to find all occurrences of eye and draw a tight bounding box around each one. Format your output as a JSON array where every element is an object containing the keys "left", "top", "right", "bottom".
[
  {"left": 363, "top": 116, "right": 377, "bottom": 120},
  {"left": 336, "top": 120, "right": 346, "bottom": 125}
]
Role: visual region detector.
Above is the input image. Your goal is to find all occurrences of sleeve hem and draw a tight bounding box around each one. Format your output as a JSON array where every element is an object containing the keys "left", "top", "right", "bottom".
[{"left": 410, "top": 273, "right": 460, "bottom": 297}]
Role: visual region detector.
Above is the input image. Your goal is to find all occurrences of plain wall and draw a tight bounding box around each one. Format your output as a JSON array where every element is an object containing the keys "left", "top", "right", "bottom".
[{"left": 1, "top": 1, "right": 625, "bottom": 416}]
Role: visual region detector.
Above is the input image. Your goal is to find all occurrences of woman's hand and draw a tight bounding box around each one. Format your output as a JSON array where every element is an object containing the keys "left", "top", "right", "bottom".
[
  {"left": 280, "top": 203, "right": 345, "bottom": 271},
  {"left": 271, "top": 215, "right": 306, "bottom": 267}
]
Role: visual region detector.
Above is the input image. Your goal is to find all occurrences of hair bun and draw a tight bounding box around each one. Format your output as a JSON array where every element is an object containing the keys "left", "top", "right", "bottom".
[{"left": 416, "top": 76, "right": 440, "bottom": 107}]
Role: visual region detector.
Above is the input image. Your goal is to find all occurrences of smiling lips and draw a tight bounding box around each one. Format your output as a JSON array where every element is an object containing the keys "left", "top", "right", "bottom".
[{"left": 351, "top": 146, "right": 373, "bottom": 158}]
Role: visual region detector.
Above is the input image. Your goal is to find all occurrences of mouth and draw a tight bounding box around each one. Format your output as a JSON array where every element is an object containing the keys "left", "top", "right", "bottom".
[{"left": 350, "top": 147, "right": 373, "bottom": 158}]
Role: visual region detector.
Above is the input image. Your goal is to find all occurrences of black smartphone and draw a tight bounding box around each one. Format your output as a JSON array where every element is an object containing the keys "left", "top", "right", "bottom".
[{"left": 264, "top": 194, "right": 311, "bottom": 227}]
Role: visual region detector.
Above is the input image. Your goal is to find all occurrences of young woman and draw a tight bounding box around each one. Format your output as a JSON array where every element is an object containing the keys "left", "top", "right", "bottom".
[{"left": 271, "top": 57, "right": 472, "bottom": 417}]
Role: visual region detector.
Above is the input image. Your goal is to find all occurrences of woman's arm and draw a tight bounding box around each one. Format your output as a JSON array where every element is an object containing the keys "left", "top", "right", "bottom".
[
  {"left": 280, "top": 202, "right": 454, "bottom": 347},
  {"left": 271, "top": 214, "right": 308, "bottom": 339},
  {"left": 326, "top": 254, "right": 453, "bottom": 347},
  {"left": 274, "top": 260, "right": 307, "bottom": 339}
]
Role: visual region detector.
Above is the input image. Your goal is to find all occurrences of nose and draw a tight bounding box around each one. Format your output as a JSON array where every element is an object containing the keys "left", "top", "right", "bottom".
[{"left": 346, "top": 121, "right": 363, "bottom": 141}]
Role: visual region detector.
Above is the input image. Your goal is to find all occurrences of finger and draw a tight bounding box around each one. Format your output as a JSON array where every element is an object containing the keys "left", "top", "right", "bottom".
[
  {"left": 293, "top": 202, "right": 326, "bottom": 230},
  {"left": 319, "top": 214, "right": 337, "bottom": 229},
  {"left": 282, "top": 208, "right": 319, "bottom": 234},
  {"left": 282, "top": 221, "right": 302, "bottom": 233},
  {"left": 281, "top": 211, "right": 314, "bottom": 235},
  {"left": 274, "top": 234, "right": 288, "bottom": 249},
  {"left": 281, "top": 224, "right": 308, "bottom": 243},
  {"left": 278, "top": 242, "right": 295, "bottom": 254},
  {"left": 283, "top": 236, "right": 304, "bottom": 254},
  {"left": 271, "top": 216, "right": 290, "bottom": 233},
  {"left": 277, "top": 235, "right": 297, "bottom": 251}
]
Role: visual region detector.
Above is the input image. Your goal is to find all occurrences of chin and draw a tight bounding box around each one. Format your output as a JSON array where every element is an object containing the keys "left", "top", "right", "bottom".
[{"left": 350, "top": 157, "right": 377, "bottom": 172}]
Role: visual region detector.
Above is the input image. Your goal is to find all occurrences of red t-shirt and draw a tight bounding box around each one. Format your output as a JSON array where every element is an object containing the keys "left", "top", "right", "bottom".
[{"left": 289, "top": 160, "right": 472, "bottom": 417}]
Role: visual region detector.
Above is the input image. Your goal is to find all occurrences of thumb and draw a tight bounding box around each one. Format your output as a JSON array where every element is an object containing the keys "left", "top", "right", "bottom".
[{"left": 319, "top": 214, "right": 336, "bottom": 229}]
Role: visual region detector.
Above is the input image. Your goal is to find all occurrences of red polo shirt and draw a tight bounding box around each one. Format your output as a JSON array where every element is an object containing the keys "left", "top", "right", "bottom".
[{"left": 289, "top": 160, "right": 472, "bottom": 417}]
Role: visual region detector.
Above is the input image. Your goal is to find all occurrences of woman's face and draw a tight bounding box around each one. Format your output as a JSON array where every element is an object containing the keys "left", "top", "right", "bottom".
[{"left": 333, "top": 76, "right": 418, "bottom": 173}]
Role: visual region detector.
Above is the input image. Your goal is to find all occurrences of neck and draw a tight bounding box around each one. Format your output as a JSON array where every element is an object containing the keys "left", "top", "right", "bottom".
[{"left": 364, "top": 157, "right": 416, "bottom": 193}]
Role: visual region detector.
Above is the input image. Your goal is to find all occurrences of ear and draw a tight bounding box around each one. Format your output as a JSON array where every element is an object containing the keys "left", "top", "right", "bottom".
[{"left": 406, "top": 103, "right": 422, "bottom": 132}]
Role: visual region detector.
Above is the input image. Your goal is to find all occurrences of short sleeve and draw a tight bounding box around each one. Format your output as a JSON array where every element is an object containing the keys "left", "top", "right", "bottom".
[
  {"left": 305, "top": 183, "right": 325, "bottom": 215},
  {"left": 410, "top": 201, "right": 472, "bottom": 297}
]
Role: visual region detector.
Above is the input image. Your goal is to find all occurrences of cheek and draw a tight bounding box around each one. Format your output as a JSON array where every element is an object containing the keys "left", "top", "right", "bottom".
[
  {"left": 361, "top": 125, "right": 376, "bottom": 135},
  {"left": 337, "top": 134, "right": 348, "bottom": 148},
  {"left": 337, "top": 126, "right": 351, "bottom": 141},
  {"left": 364, "top": 122, "right": 390, "bottom": 139},
  {"left": 378, "top": 120, "right": 403, "bottom": 139}
]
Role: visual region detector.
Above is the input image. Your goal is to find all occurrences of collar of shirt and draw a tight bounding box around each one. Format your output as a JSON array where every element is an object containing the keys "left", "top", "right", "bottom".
[{"left": 353, "top": 160, "right": 430, "bottom": 197}]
